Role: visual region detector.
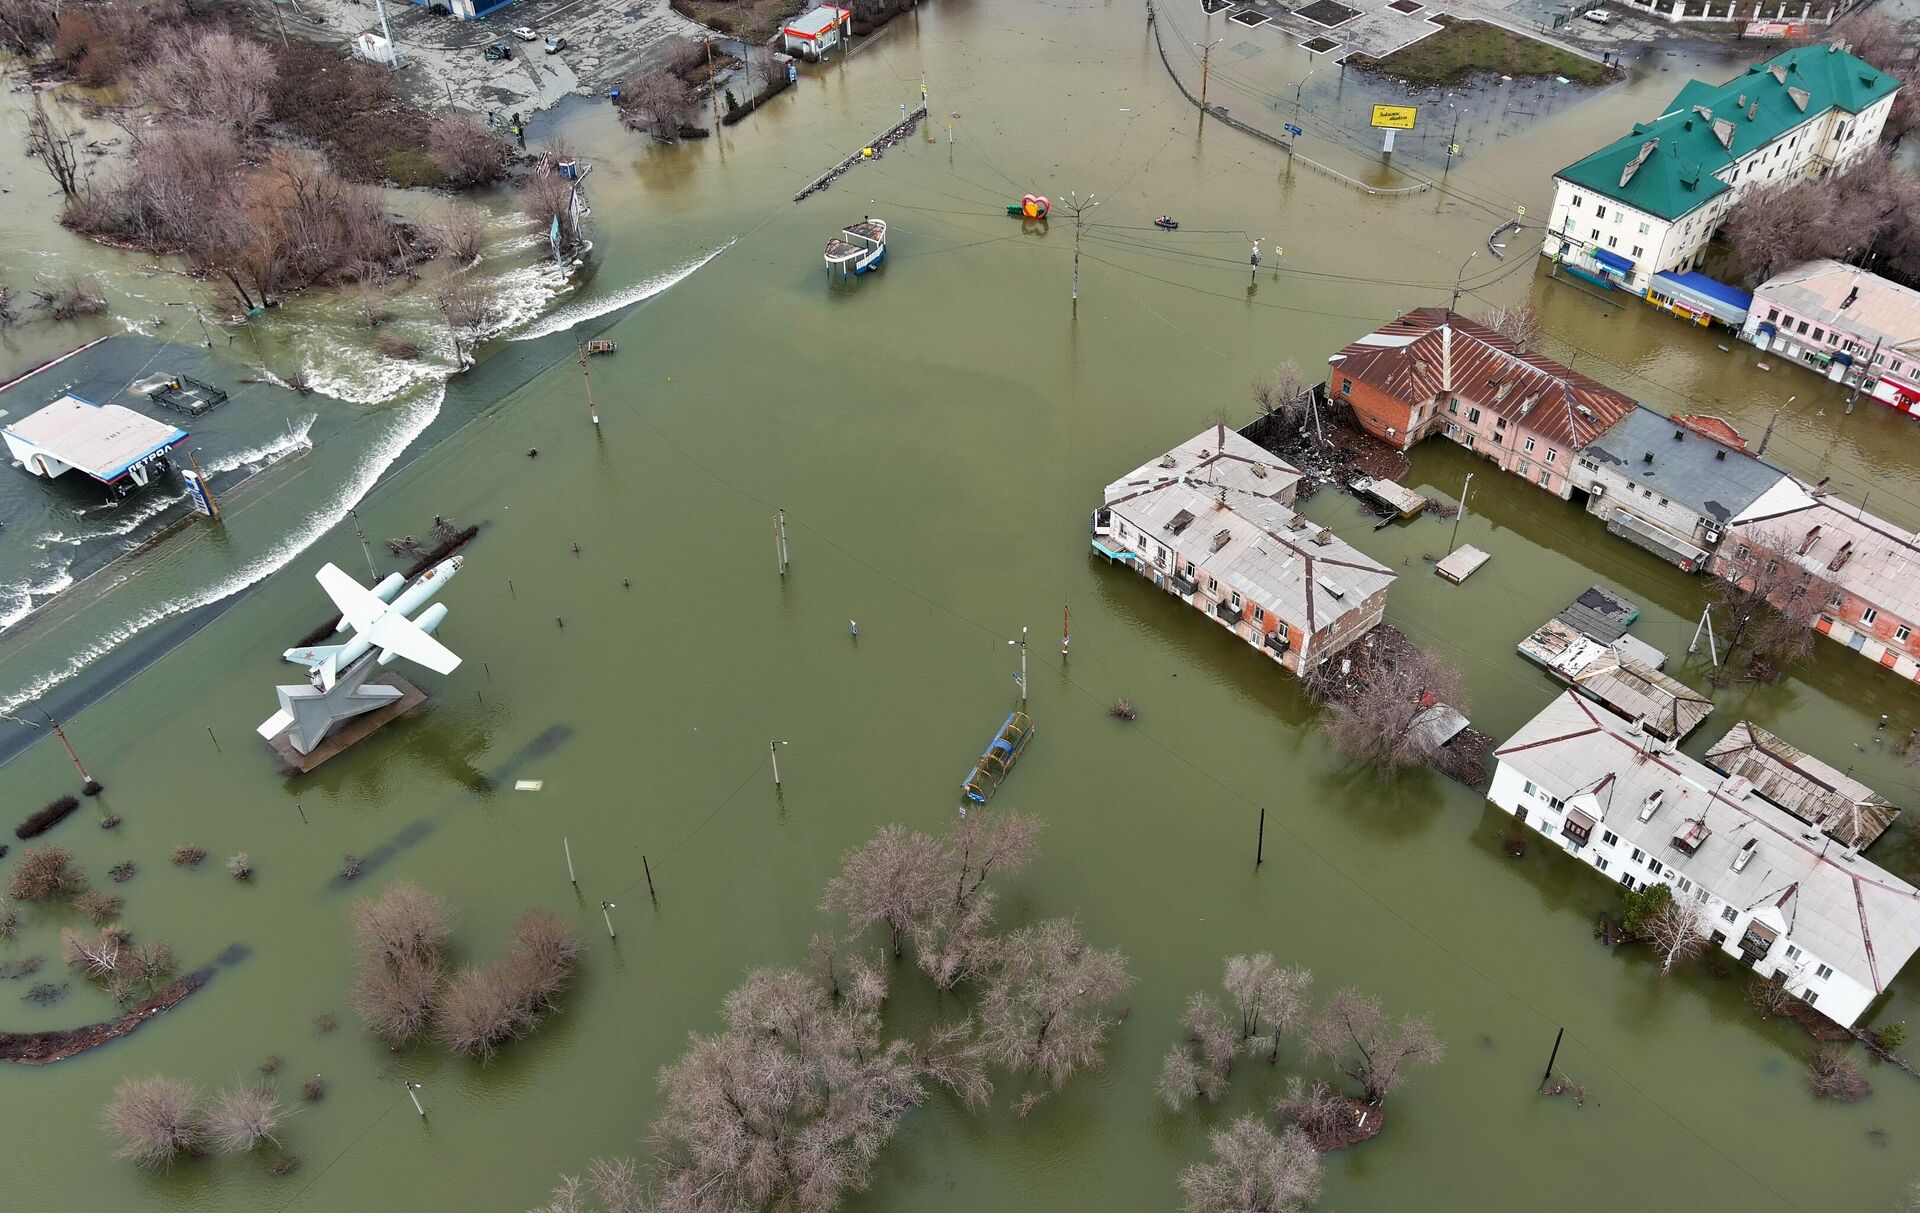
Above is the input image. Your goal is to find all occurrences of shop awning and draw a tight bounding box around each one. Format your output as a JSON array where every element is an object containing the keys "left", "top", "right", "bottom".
[
  {"left": 1593, "top": 248, "right": 1635, "bottom": 274},
  {"left": 1755, "top": 321, "right": 1776, "bottom": 336},
  {"left": 1651, "top": 271, "right": 1751, "bottom": 326},
  {"left": 1832, "top": 351, "right": 1853, "bottom": 366}
]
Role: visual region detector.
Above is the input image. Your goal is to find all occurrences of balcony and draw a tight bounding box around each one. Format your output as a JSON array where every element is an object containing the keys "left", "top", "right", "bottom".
[
  {"left": 1215, "top": 600, "right": 1242, "bottom": 624},
  {"left": 1264, "top": 632, "right": 1290, "bottom": 655},
  {"left": 1170, "top": 574, "right": 1198, "bottom": 597}
]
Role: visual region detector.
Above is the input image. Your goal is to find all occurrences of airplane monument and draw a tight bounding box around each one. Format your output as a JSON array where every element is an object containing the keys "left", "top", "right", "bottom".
[{"left": 257, "top": 556, "right": 465, "bottom": 772}]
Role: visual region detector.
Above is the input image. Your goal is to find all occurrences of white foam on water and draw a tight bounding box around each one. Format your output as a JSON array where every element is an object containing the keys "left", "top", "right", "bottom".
[
  {"left": 0, "top": 558, "right": 76, "bottom": 632},
  {"left": 202, "top": 414, "right": 317, "bottom": 475},
  {"left": 512, "top": 241, "right": 732, "bottom": 343},
  {"left": 0, "top": 384, "right": 445, "bottom": 716}
]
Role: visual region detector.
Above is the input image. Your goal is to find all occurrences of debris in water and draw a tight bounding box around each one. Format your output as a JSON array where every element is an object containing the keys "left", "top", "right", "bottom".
[{"left": 514, "top": 780, "right": 544, "bottom": 791}]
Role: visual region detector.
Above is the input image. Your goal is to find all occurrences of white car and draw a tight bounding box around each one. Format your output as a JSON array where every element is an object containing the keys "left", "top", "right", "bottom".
[
  {"left": 511, "top": 26, "right": 538, "bottom": 41},
  {"left": 1581, "top": 8, "right": 1613, "bottom": 23},
  {"left": 544, "top": 35, "right": 567, "bottom": 53}
]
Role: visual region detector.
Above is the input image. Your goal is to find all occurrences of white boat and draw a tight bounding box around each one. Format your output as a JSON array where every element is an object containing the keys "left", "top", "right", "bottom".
[{"left": 825, "top": 218, "right": 886, "bottom": 279}]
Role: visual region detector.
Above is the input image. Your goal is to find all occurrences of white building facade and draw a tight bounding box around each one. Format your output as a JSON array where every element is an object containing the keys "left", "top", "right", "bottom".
[
  {"left": 1491, "top": 691, "right": 1920, "bottom": 1027},
  {"left": 1543, "top": 45, "right": 1900, "bottom": 293}
]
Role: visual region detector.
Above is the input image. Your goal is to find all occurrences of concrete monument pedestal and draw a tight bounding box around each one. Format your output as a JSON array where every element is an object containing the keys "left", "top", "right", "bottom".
[{"left": 264, "top": 673, "right": 426, "bottom": 774}]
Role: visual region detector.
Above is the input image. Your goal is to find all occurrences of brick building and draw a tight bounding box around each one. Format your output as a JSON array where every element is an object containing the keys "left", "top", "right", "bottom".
[{"left": 1326, "top": 309, "right": 1638, "bottom": 500}]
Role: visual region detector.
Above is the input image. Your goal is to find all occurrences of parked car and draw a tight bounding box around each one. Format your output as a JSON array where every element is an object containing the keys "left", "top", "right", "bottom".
[
  {"left": 511, "top": 26, "right": 539, "bottom": 41},
  {"left": 484, "top": 41, "right": 513, "bottom": 61},
  {"left": 544, "top": 35, "right": 567, "bottom": 54},
  {"left": 1581, "top": 7, "right": 1613, "bottom": 22}
]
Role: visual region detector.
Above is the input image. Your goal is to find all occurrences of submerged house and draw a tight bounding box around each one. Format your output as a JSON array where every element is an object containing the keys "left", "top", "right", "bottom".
[
  {"left": 1091, "top": 426, "right": 1395, "bottom": 675},
  {"left": 1327, "top": 308, "right": 1637, "bottom": 499},
  {"left": 1492, "top": 690, "right": 1920, "bottom": 1026},
  {"left": 1705, "top": 722, "right": 1900, "bottom": 851}
]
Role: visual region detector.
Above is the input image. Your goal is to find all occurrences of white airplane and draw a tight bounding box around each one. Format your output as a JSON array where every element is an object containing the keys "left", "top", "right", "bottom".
[{"left": 282, "top": 556, "right": 464, "bottom": 690}]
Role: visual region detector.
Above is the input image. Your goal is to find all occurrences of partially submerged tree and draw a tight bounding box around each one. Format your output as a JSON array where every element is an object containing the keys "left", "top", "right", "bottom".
[
  {"left": 1177, "top": 1116, "right": 1322, "bottom": 1213},
  {"left": 205, "top": 1083, "right": 285, "bottom": 1153},
  {"left": 1711, "top": 531, "right": 1837, "bottom": 668},
  {"left": 1160, "top": 955, "right": 1313, "bottom": 1111},
  {"left": 7, "top": 845, "right": 86, "bottom": 901},
  {"left": 1314, "top": 636, "right": 1469, "bottom": 777},
  {"left": 618, "top": 69, "right": 696, "bottom": 140},
  {"left": 647, "top": 967, "right": 925, "bottom": 1213},
  {"left": 1223, "top": 952, "right": 1312, "bottom": 1061},
  {"left": 103, "top": 1075, "right": 203, "bottom": 1168},
  {"left": 1807, "top": 1044, "right": 1869, "bottom": 1101},
  {"left": 427, "top": 114, "right": 510, "bottom": 189},
  {"left": 821, "top": 823, "right": 944, "bottom": 958},
  {"left": 1251, "top": 361, "right": 1311, "bottom": 430},
  {"left": 143, "top": 30, "right": 274, "bottom": 134},
  {"left": 1304, "top": 988, "right": 1444, "bottom": 1106},
  {"left": 1273, "top": 1075, "right": 1352, "bottom": 1151},
  {"left": 1643, "top": 891, "right": 1711, "bottom": 974},
  {"left": 23, "top": 90, "right": 83, "bottom": 199},
  {"left": 434, "top": 277, "right": 496, "bottom": 368},
  {"left": 1159, "top": 992, "right": 1239, "bottom": 1110},
  {"left": 349, "top": 881, "right": 453, "bottom": 1045},
  {"left": 977, "top": 918, "right": 1132, "bottom": 1090}
]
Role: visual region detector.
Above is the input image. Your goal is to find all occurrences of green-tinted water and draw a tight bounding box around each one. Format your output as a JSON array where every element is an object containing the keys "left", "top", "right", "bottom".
[{"left": 5, "top": 7, "right": 1920, "bottom": 1211}]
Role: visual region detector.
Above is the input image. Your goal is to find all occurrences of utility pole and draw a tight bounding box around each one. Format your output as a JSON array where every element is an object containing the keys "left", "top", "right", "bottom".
[
  {"left": 1196, "top": 38, "right": 1223, "bottom": 110},
  {"left": 372, "top": 0, "right": 399, "bottom": 68},
  {"left": 1449, "top": 249, "right": 1479, "bottom": 312},
  {"left": 1448, "top": 472, "right": 1473, "bottom": 554},
  {"left": 1008, "top": 627, "right": 1029, "bottom": 705},
  {"left": 1061, "top": 192, "right": 1100, "bottom": 305},
  {"left": 405, "top": 1082, "right": 426, "bottom": 1117},
  {"left": 770, "top": 740, "right": 783, "bottom": 788},
  {"left": 775, "top": 509, "right": 790, "bottom": 577},
  {"left": 1445, "top": 107, "right": 1462, "bottom": 176},
  {"left": 1061, "top": 602, "right": 1070, "bottom": 657},
  {"left": 706, "top": 39, "right": 720, "bottom": 121},
  {"left": 1293, "top": 68, "right": 1315, "bottom": 115},
  {"left": 600, "top": 900, "right": 618, "bottom": 939},
  {"left": 564, "top": 837, "right": 577, "bottom": 888},
  {"left": 43, "top": 713, "right": 102, "bottom": 794},
  {"left": 1756, "top": 397, "right": 1790, "bottom": 457},
  {"left": 576, "top": 340, "right": 600, "bottom": 427},
  {"left": 348, "top": 508, "right": 378, "bottom": 580}
]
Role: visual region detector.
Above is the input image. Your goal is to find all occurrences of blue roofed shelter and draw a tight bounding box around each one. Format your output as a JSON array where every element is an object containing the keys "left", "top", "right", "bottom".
[
  {"left": 1541, "top": 44, "right": 1903, "bottom": 292},
  {"left": 1647, "top": 270, "right": 1752, "bottom": 328}
]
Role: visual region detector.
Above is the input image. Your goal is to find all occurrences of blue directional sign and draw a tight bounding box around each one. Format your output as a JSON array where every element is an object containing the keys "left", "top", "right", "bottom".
[{"left": 1284, "top": 123, "right": 1303, "bottom": 137}]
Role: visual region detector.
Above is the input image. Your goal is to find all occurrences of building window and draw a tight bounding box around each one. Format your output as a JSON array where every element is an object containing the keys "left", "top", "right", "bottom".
[
  {"left": 1524, "top": 780, "right": 1536, "bottom": 796},
  {"left": 1207, "top": 578, "right": 1218, "bottom": 593},
  {"left": 1896, "top": 625, "right": 1911, "bottom": 643},
  {"left": 1828, "top": 593, "right": 1843, "bottom": 607},
  {"left": 1676, "top": 877, "right": 1692, "bottom": 893},
  {"left": 1722, "top": 906, "right": 1738, "bottom": 923},
  {"left": 1537, "top": 467, "right": 1550, "bottom": 486},
  {"left": 1596, "top": 857, "right": 1610, "bottom": 872},
  {"left": 1462, "top": 435, "right": 1475, "bottom": 450},
  {"left": 1596, "top": 204, "right": 1607, "bottom": 218},
  {"left": 1230, "top": 592, "right": 1242, "bottom": 610},
  {"left": 1545, "top": 449, "right": 1558, "bottom": 464},
  {"left": 1607, "top": 236, "right": 1619, "bottom": 249},
  {"left": 1785, "top": 944, "right": 1802, "bottom": 962},
  {"left": 1863, "top": 607, "right": 1878, "bottom": 625},
  {"left": 1648, "top": 859, "right": 1664, "bottom": 876},
  {"left": 1547, "top": 796, "right": 1564, "bottom": 811},
  {"left": 1572, "top": 194, "right": 1583, "bottom": 208},
  {"left": 1184, "top": 561, "right": 1196, "bottom": 579},
  {"left": 1631, "top": 848, "right": 1646, "bottom": 864},
  {"left": 1658, "top": 497, "right": 1668, "bottom": 507},
  {"left": 1620, "top": 871, "right": 1635, "bottom": 887},
  {"left": 1736, "top": 544, "right": 1750, "bottom": 559},
  {"left": 1631, "top": 245, "right": 1643, "bottom": 258},
  {"left": 1812, "top": 327, "right": 1825, "bottom": 343},
  {"left": 1590, "top": 228, "right": 1601, "bottom": 240},
  {"left": 1466, "top": 407, "right": 1482, "bottom": 424},
  {"left": 1601, "top": 830, "right": 1619, "bottom": 846},
  {"left": 1796, "top": 319, "right": 1809, "bottom": 335},
  {"left": 1340, "top": 377, "right": 1352, "bottom": 395},
  {"left": 1816, "top": 964, "right": 1833, "bottom": 980},
  {"left": 1804, "top": 991, "right": 1819, "bottom": 1007},
  {"left": 1523, "top": 437, "right": 1536, "bottom": 454},
  {"left": 1253, "top": 606, "right": 1264, "bottom": 624},
  {"left": 1767, "top": 307, "right": 1778, "bottom": 322},
  {"left": 1448, "top": 399, "right": 1459, "bottom": 414}
]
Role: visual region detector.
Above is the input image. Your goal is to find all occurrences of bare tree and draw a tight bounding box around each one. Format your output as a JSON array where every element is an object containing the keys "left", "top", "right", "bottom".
[
  {"left": 75, "top": 889, "right": 123, "bottom": 925},
  {"left": 8, "top": 845, "right": 86, "bottom": 901},
  {"left": 0, "top": 896, "right": 17, "bottom": 940},
  {"left": 102, "top": 1075, "right": 203, "bottom": 1167},
  {"left": 435, "top": 276, "right": 496, "bottom": 368},
  {"left": 821, "top": 823, "right": 944, "bottom": 958},
  {"left": 438, "top": 963, "right": 527, "bottom": 1062},
  {"left": 1251, "top": 361, "right": 1311, "bottom": 429},
  {"left": 0, "top": 0, "right": 60, "bottom": 53},
  {"left": 144, "top": 30, "right": 274, "bottom": 134},
  {"left": 976, "top": 918, "right": 1133, "bottom": 1090},
  {"left": 28, "top": 273, "right": 105, "bottom": 321},
  {"left": 1806, "top": 1044, "right": 1870, "bottom": 1101},
  {"left": 349, "top": 881, "right": 453, "bottom": 1043},
  {"left": 1304, "top": 987, "right": 1444, "bottom": 1106},
  {"left": 529, "top": 1157, "right": 646, "bottom": 1213},
  {"left": 1748, "top": 973, "right": 1795, "bottom": 1018},
  {"left": 911, "top": 810, "right": 1041, "bottom": 990},
  {"left": 351, "top": 949, "right": 444, "bottom": 1045},
  {"left": 23, "top": 90, "right": 83, "bottom": 199},
  {"left": 1273, "top": 1075, "right": 1352, "bottom": 1151},
  {"left": 1644, "top": 893, "right": 1711, "bottom": 974},
  {"left": 1711, "top": 530, "right": 1837, "bottom": 667},
  {"left": 618, "top": 69, "right": 696, "bottom": 140},
  {"left": 205, "top": 1083, "right": 285, "bottom": 1153},
  {"left": 1224, "top": 953, "right": 1312, "bottom": 1062},
  {"left": 1477, "top": 303, "right": 1544, "bottom": 353},
  {"left": 429, "top": 114, "right": 511, "bottom": 189},
  {"left": 62, "top": 925, "right": 121, "bottom": 980},
  {"left": 437, "top": 206, "right": 488, "bottom": 264},
  {"left": 1177, "top": 1116, "right": 1323, "bottom": 1213},
  {"left": 1314, "top": 635, "right": 1469, "bottom": 777},
  {"left": 1159, "top": 992, "right": 1238, "bottom": 1110},
  {"left": 647, "top": 967, "right": 925, "bottom": 1213}
]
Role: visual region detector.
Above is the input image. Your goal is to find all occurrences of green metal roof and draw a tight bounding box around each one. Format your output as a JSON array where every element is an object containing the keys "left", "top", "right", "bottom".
[{"left": 1555, "top": 44, "right": 1899, "bottom": 222}]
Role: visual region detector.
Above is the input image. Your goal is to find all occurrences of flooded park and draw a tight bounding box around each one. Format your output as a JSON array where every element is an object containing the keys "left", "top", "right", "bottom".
[{"left": 3, "top": 1, "right": 1920, "bottom": 1210}]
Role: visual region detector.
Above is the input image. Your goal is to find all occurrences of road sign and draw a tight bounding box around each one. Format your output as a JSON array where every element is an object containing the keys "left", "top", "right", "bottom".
[
  {"left": 1284, "top": 123, "right": 1303, "bottom": 137},
  {"left": 182, "top": 469, "right": 215, "bottom": 518},
  {"left": 1369, "top": 104, "right": 1416, "bottom": 130},
  {"left": 1448, "top": 142, "right": 1461, "bottom": 156},
  {"left": 1516, "top": 204, "right": 1528, "bottom": 217}
]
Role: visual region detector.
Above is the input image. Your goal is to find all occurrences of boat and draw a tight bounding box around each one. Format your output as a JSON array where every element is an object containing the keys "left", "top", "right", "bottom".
[
  {"left": 1153, "top": 215, "right": 1179, "bottom": 230},
  {"left": 584, "top": 339, "right": 618, "bottom": 356},
  {"left": 825, "top": 217, "right": 887, "bottom": 279}
]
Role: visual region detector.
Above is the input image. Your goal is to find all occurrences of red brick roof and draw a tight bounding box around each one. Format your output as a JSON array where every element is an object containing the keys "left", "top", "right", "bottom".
[
  {"left": 1330, "top": 309, "right": 1638, "bottom": 450},
  {"left": 1673, "top": 412, "right": 1748, "bottom": 452}
]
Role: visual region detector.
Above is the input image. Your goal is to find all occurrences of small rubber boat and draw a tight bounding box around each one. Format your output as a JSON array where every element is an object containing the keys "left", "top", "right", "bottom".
[{"left": 1153, "top": 215, "right": 1179, "bottom": 230}]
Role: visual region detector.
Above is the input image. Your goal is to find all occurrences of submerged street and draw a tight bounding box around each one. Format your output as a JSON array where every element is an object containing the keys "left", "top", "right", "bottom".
[{"left": 3, "top": 3, "right": 1920, "bottom": 1211}]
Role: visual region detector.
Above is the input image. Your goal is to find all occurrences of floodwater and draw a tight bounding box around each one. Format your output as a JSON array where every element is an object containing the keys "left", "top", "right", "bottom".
[{"left": 4, "top": 6, "right": 1920, "bottom": 1212}]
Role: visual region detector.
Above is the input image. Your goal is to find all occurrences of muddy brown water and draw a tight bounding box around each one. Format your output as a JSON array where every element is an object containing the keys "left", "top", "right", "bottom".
[{"left": 3, "top": 6, "right": 1920, "bottom": 1211}]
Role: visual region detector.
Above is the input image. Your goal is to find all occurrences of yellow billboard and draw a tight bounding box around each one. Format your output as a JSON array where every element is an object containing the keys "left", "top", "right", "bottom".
[{"left": 1369, "top": 104, "right": 1417, "bottom": 130}]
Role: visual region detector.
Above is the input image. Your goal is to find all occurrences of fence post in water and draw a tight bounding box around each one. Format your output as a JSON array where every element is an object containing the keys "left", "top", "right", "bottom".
[
  {"left": 600, "top": 900, "right": 618, "bottom": 939},
  {"left": 1256, "top": 807, "right": 1265, "bottom": 869},
  {"left": 207, "top": 727, "right": 221, "bottom": 753},
  {"left": 1540, "top": 1027, "right": 1565, "bottom": 1090},
  {"left": 770, "top": 740, "right": 783, "bottom": 788},
  {"left": 406, "top": 1082, "right": 426, "bottom": 1117},
  {"left": 576, "top": 341, "right": 600, "bottom": 428},
  {"left": 643, "top": 854, "right": 657, "bottom": 903},
  {"left": 564, "top": 837, "right": 577, "bottom": 888}
]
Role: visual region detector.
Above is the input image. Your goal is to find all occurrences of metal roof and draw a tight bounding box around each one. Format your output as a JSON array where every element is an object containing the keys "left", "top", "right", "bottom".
[
  {"left": 1, "top": 393, "right": 187, "bottom": 483},
  {"left": 1727, "top": 479, "right": 1920, "bottom": 625},
  {"left": 1104, "top": 427, "right": 1393, "bottom": 637},
  {"left": 1329, "top": 309, "right": 1638, "bottom": 450},
  {"left": 1555, "top": 44, "right": 1899, "bottom": 221},
  {"left": 1752, "top": 260, "right": 1920, "bottom": 360},
  {"left": 1496, "top": 691, "right": 1920, "bottom": 997},
  {"left": 1705, "top": 722, "right": 1899, "bottom": 850},
  {"left": 1584, "top": 406, "right": 1789, "bottom": 525}
]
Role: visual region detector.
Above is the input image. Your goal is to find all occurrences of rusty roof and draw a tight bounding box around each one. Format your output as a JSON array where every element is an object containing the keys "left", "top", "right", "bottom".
[{"left": 1330, "top": 308, "right": 1639, "bottom": 450}]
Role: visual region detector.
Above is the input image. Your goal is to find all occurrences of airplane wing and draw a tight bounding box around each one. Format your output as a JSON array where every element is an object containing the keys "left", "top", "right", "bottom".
[
  {"left": 365, "top": 613, "right": 462, "bottom": 675},
  {"left": 315, "top": 564, "right": 391, "bottom": 633}
]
